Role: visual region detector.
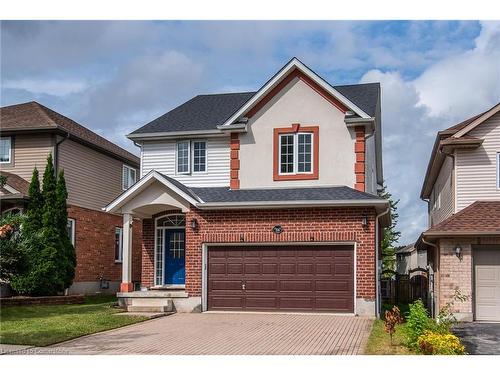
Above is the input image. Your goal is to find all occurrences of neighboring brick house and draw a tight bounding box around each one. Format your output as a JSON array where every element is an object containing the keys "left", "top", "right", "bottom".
[
  {"left": 105, "top": 58, "right": 390, "bottom": 316},
  {"left": 417, "top": 102, "right": 500, "bottom": 321},
  {"left": 0, "top": 102, "right": 142, "bottom": 294}
]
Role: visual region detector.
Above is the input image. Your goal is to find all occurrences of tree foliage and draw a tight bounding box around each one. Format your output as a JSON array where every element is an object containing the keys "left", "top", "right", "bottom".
[
  {"left": 379, "top": 183, "right": 401, "bottom": 278},
  {"left": 0, "top": 214, "right": 30, "bottom": 282},
  {"left": 8, "top": 154, "right": 77, "bottom": 296}
]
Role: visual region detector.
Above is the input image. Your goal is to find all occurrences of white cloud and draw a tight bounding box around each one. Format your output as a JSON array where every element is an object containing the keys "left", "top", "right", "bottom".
[
  {"left": 2, "top": 78, "right": 88, "bottom": 96},
  {"left": 414, "top": 21, "right": 500, "bottom": 119},
  {"left": 360, "top": 21, "right": 500, "bottom": 244}
]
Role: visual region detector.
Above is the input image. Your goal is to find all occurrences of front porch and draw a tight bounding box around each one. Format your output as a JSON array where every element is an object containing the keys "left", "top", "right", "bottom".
[{"left": 106, "top": 172, "right": 202, "bottom": 313}]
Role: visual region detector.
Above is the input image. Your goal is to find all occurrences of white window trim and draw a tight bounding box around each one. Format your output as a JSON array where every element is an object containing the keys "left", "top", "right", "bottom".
[
  {"left": 176, "top": 140, "right": 191, "bottom": 175},
  {"left": 278, "top": 132, "right": 314, "bottom": 176},
  {"left": 67, "top": 218, "right": 76, "bottom": 246},
  {"left": 122, "top": 165, "right": 137, "bottom": 190},
  {"left": 497, "top": 152, "right": 500, "bottom": 189},
  {"left": 192, "top": 140, "right": 207, "bottom": 174},
  {"left": 0, "top": 137, "right": 12, "bottom": 164},
  {"left": 115, "top": 227, "right": 123, "bottom": 263}
]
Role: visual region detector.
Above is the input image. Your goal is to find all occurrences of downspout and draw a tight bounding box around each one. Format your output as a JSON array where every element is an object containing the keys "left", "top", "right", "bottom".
[
  {"left": 375, "top": 205, "right": 390, "bottom": 318},
  {"left": 421, "top": 236, "right": 438, "bottom": 318},
  {"left": 54, "top": 132, "right": 70, "bottom": 173}
]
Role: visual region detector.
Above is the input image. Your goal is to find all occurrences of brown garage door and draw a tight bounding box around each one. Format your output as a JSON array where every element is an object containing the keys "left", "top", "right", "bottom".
[{"left": 207, "top": 245, "right": 354, "bottom": 312}]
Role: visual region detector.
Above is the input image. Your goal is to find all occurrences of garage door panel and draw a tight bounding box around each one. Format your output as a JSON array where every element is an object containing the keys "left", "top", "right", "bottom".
[
  {"left": 245, "top": 297, "right": 278, "bottom": 309},
  {"left": 280, "top": 280, "right": 313, "bottom": 291},
  {"left": 245, "top": 280, "right": 278, "bottom": 291},
  {"left": 475, "top": 248, "right": 500, "bottom": 321},
  {"left": 279, "top": 297, "right": 314, "bottom": 309},
  {"left": 208, "top": 245, "right": 354, "bottom": 313},
  {"left": 226, "top": 263, "right": 243, "bottom": 274},
  {"left": 209, "top": 263, "right": 226, "bottom": 274}
]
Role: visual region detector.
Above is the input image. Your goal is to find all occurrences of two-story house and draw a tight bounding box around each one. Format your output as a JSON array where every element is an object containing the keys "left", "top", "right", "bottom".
[
  {"left": 105, "top": 58, "right": 390, "bottom": 316},
  {"left": 0, "top": 101, "right": 142, "bottom": 294},
  {"left": 417, "top": 102, "right": 500, "bottom": 322}
]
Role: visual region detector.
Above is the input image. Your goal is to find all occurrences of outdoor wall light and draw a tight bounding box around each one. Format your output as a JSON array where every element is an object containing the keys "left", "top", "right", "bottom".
[
  {"left": 190, "top": 218, "right": 199, "bottom": 231},
  {"left": 362, "top": 215, "right": 369, "bottom": 228},
  {"left": 454, "top": 244, "right": 462, "bottom": 259},
  {"left": 272, "top": 225, "right": 283, "bottom": 234}
]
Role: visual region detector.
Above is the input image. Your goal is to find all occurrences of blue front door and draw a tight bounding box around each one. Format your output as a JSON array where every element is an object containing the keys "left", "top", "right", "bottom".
[{"left": 164, "top": 229, "right": 186, "bottom": 284}]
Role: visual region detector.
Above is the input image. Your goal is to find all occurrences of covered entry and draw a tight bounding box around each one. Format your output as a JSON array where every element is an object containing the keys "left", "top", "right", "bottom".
[{"left": 206, "top": 244, "right": 355, "bottom": 313}]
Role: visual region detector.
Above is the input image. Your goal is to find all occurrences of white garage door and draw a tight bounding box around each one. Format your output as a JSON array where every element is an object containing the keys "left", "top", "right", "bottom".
[{"left": 475, "top": 249, "right": 500, "bottom": 321}]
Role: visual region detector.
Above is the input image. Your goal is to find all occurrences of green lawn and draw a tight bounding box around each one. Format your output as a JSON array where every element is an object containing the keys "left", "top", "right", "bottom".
[
  {"left": 0, "top": 295, "right": 149, "bottom": 346},
  {"left": 365, "top": 319, "right": 414, "bottom": 355}
]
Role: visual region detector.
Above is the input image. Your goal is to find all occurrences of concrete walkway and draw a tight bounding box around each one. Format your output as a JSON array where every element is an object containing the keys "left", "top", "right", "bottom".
[{"left": 43, "top": 313, "right": 372, "bottom": 355}]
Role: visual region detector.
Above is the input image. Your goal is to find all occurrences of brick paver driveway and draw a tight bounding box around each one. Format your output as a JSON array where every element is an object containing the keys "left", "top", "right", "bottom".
[{"left": 50, "top": 313, "right": 373, "bottom": 355}]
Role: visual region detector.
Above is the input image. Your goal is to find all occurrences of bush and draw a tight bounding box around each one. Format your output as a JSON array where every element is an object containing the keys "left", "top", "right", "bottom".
[
  {"left": 406, "top": 299, "right": 430, "bottom": 349},
  {"left": 417, "top": 330, "right": 466, "bottom": 355}
]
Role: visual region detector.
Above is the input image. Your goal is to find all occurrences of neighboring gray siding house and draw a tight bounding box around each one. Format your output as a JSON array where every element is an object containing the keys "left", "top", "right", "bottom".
[
  {"left": 417, "top": 102, "right": 500, "bottom": 322},
  {"left": 0, "top": 102, "right": 142, "bottom": 294}
]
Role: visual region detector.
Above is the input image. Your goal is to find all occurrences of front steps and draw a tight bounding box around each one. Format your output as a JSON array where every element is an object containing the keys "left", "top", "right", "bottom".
[{"left": 118, "top": 290, "right": 190, "bottom": 313}]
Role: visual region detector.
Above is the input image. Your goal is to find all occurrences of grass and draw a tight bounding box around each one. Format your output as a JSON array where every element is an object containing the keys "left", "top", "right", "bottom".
[
  {"left": 365, "top": 319, "right": 414, "bottom": 355},
  {"left": 0, "top": 295, "right": 149, "bottom": 346}
]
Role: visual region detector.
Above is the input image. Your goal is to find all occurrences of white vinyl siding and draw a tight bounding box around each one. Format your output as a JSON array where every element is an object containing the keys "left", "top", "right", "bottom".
[
  {"left": 141, "top": 137, "right": 230, "bottom": 187},
  {"left": 122, "top": 165, "right": 137, "bottom": 190},
  {"left": 429, "top": 156, "right": 455, "bottom": 226},
  {"left": 456, "top": 112, "right": 500, "bottom": 211}
]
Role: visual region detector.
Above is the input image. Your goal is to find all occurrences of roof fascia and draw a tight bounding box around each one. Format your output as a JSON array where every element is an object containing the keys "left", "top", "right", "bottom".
[
  {"left": 219, "top": 58, "right": 371, "bottom": 129},
  {"left": 452, "top": 103, "right": 500, "bottom": 138}
]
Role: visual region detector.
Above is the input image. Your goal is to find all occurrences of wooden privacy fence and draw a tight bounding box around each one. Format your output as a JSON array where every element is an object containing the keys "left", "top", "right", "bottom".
[{"left": 381, "top": 268, "right": 429, "bottom": 309}]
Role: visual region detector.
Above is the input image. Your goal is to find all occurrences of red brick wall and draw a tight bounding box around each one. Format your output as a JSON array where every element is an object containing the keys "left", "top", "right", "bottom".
[
  {"left": 68, "top": 205, "right": 142, "bottom": 283},
  {"left": 142, "top": 207, "right": 376, "bottom": 299}
]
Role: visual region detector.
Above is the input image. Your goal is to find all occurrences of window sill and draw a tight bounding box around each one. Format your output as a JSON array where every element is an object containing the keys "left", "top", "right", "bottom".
[
  {"left": 274, "top": 173, "right": 319, "bottom": 181},
  {"left": 115, "top": 260, "right": 122, "bottom": 264}
]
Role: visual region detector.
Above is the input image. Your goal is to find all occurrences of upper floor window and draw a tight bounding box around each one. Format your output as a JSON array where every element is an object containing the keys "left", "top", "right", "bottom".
[
  {"left": 273, "top": 125, "right": 319, "bottom": 181},
  {"left": 176, "top": 140, "right": 206, "bottom": 174},
  {"left": 0, "top": 137, "right": 12, "bottom": 164},
  {"left": 122, "top": 165, "right": 137, "bottom": 190}
]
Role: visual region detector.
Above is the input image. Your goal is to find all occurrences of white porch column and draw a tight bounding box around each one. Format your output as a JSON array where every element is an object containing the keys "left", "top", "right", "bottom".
[{"left": 120, "top": 213, "right": 134, "bottom": 292}]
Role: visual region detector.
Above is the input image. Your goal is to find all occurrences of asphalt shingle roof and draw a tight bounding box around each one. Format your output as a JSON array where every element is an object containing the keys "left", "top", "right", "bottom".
[
  {"left": 130, "top": 82, "right": 380, "bottom": 135},
  {"left": 0, "top": 101, "right": 139, "bottom": 165},
  {"left": 190, "top": 185, "right": 383, "bottom": 203},
  {"left": 425, "top": 201, "right": 500, "bottom": 234}
]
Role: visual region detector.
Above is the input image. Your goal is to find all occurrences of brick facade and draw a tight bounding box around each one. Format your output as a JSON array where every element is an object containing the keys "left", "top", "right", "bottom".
[
  {"left": 140, "top": 206, "right": 377, "bottom": 300},
  {"left": 68, "top": 205, "right": 142, "bottom": 284},
  {"left": 436, "top": 236, "right": 500, "bottom": 320},
  {"left": 354, "top": 126, "right": 365, "bottom": 192}
]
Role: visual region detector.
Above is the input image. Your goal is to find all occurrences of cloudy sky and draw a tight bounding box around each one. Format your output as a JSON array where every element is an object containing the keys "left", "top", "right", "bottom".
[{"left": 1, "top": 20, "right": 499, "bottom": 244}]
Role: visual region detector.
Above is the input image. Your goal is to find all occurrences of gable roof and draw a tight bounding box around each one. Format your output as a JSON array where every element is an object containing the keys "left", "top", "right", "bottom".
[
  {"left": 0, "top": 171, "right": 29, "bottom": 196},
  {"left": 423, "top": 201, "right": 500, "bottom": 237},
  {"left": 420, "top": 102, "right": 500, "bottom": 199},
  {"left": 128, "top": 58, "right": 380, "bottom": 137},
  {"left": 0, "top": 101, "right": 139, "bottom": 166}
]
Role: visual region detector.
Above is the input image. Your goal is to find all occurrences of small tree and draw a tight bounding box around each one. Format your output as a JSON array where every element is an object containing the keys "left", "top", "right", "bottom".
[
  {"left": 0, "top": 213, "right": 29, "bottom": 282},
  {"left": 379, "top": 183, "right": 401, "bottom": 278},
  {"left": 56, "top": 169, "right": 76, "bottom": 289},
  {"left": 384, "top": 306, "right": 403, "bottom": 345},
  {"left": 23, "top": 167, "right": 44, "bottom": 234}
]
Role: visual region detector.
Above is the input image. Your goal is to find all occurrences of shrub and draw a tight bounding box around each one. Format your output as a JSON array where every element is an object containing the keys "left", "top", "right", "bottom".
[
  {"left": 384, "top": 306, "right": 403, "bottom": 345},
  {"left": 417, "top": 330, "right": 466, "bottom": 355},
  {"left": 406, "top": 299, "right": 430, "bottom": 349}
]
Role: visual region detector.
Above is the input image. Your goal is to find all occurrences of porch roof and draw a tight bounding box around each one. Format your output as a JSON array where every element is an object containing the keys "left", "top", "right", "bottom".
[{"left": 105, "top": 170, "right": 390, "bottom": 224}]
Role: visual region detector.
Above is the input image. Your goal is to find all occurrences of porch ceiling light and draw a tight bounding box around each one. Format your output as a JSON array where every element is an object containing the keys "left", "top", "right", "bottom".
[
  {"left": 190, "top": 218, "right": 199, "bottom": 231},
  {"left": 454, "top": 244, "right": 462, "bottom": 259},
  {"left": 272, "top": 225, "right": 283, "bottom": 234}
]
